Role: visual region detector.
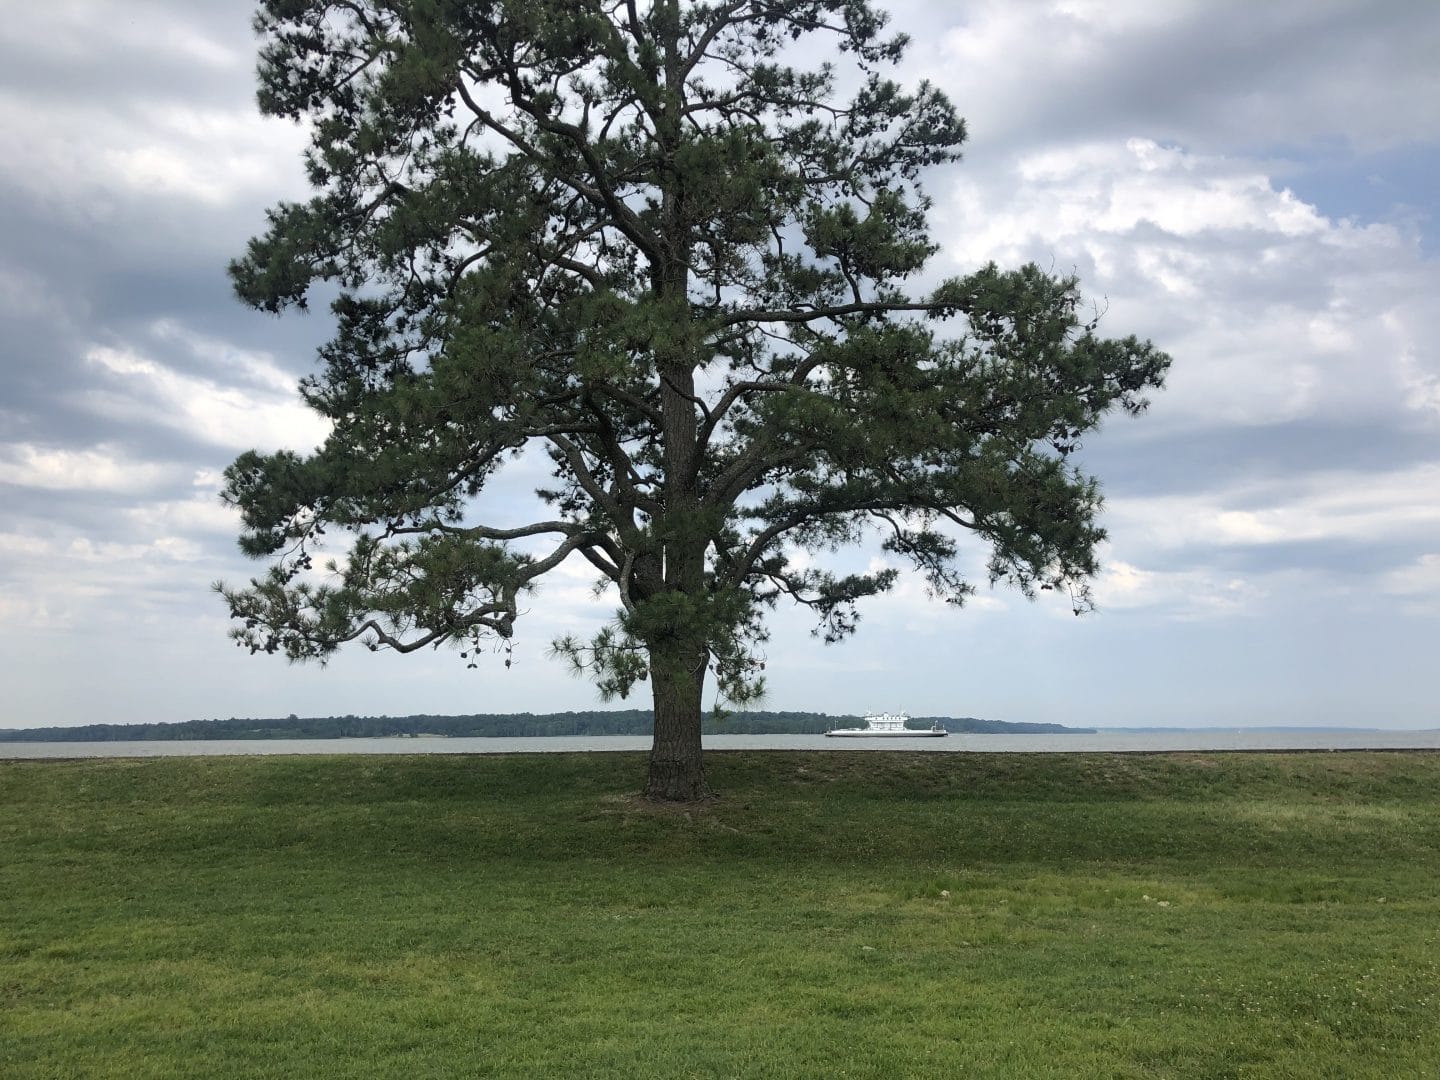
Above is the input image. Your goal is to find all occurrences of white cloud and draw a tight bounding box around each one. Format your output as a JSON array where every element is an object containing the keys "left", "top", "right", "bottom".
[
  {"left": 0, "top": 523, "right": 217, "bottom": 632},
  {"left": 1011, "top": 140, "right": 1328, "bottom": 238},
  {"left": 79, "top": 326, "right": 330, "bottom": 452},
  {"left": 0, "top": 1, "right": 246, "bottom": 71},
  {"left": 0, "top": 442, "right": 178, "bottom": 494},
  {"left": 121, "top": 488, "right": 241, "bottom": 539},
  {"left": 0, "top": 262, "right": 71, "bottom": 323},
  {"left": 0, "top": 96, "right": 308, "bottom": 220},
  {"left": 63, "top": 535, "right": 207, "bottom": 564},
  {"left": 914, "top": 0, "right": 1440, "bottom": 152},
  {"left": 936, "top": 138, "right": 1440, "bottom": 432},
  {"left": 1092, "top": 558, "right": 1266, "bottom": 619},
  {"left": 0, "top": 532, "right": 54, "bottom": 559},
  {"left": 1395, "top": 339, "right": 1440, "bottom": 419},
  {"left": 1108, "top": 464, "right": 1440, "bottom": 553},
  {"left": 1379, "top": 554, "right": 1440, "bottom": 616},
  {"left": 1046, "top": 0, "right": 1207, "bottom": 33}
]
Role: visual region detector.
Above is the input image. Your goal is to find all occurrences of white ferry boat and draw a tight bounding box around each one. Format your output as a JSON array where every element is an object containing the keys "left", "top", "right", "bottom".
[{"left": 825, "top": 711, "right": 947, "bottom": 738}]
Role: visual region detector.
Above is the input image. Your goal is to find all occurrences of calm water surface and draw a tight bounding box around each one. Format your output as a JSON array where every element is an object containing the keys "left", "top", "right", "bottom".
[{"left": 5, "top": 730, "right": 1440, "bottom": 759}]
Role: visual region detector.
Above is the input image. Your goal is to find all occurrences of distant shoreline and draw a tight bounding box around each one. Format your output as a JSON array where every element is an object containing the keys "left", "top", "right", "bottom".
[{"left": 0, "top": 710, "right": 1092, "bottom": 743}]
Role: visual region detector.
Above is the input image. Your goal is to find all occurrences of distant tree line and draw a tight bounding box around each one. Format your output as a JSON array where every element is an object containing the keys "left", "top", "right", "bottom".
[{"left": 0, "top": 711, "right": 1090, "bottom": 742}]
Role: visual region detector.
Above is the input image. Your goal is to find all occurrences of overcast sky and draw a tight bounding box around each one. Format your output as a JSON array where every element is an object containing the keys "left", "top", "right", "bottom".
[{"left": 2, "top": 0, "right": 1437, "bottom": 730}]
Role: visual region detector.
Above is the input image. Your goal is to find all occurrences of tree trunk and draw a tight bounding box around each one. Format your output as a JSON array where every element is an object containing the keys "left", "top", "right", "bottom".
[{"left": 645, "top": 643, "right": 712, "bottom": 802}]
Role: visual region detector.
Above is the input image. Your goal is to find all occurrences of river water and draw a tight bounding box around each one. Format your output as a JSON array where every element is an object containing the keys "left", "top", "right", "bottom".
[{"left": 4, "top": 729, "right": 1440, "bottom": 759}]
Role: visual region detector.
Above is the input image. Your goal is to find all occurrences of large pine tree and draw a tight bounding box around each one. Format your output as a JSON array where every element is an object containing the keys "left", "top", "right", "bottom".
[{"left": 219, "top": 0, "right": 1170, "bottom": 800}]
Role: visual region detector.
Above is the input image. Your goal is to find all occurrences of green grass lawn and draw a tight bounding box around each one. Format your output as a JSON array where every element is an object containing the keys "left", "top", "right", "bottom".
[{"left": 3, "top": 750, "right": 1439, "bottom": 1078}]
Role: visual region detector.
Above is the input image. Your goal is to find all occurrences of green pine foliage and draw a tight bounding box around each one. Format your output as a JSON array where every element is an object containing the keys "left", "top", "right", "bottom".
[{"left": 216, "top": 2, "right": 1168, "bottom": 796}]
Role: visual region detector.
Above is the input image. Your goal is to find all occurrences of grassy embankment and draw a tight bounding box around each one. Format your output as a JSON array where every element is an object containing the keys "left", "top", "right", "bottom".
[{"left": 3, "top": 751, "right": 1439, "bottom": 1078}]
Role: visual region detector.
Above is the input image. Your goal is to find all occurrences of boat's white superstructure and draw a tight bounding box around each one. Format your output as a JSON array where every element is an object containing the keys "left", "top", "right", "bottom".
[{"left": 825, "top": 711, "right": 947, "bottom": 738}]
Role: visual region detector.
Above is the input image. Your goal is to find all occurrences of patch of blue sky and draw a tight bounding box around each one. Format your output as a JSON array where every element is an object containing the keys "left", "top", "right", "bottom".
[{"left": 1260, "top": 138, "right": 1440, "bottom": 256}]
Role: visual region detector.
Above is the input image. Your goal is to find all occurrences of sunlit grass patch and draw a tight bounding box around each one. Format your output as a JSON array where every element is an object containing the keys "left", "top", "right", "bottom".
[{"left": 3, "top": 751, "right": 1439, "bottom": 1077}]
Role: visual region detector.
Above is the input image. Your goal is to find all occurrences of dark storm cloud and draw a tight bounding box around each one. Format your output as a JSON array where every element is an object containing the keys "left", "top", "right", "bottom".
[
  {"left": 1200, "top": 538, "right": 1423, "bottom": 579},
  {"left": 0, "top": 7, "right": 325, "bottom": 476},
  {"left": 1084, "top": 420, "right": 1440, "bottom": 500},
  {"left": 906, "top": 0, "right": 1440, "bottom": 156},
  {"left": 0, "top": 2, "right": 257, "bottom": 110},
  {"left": 0, "top": 168, "right": 323, "bottom": 459}
]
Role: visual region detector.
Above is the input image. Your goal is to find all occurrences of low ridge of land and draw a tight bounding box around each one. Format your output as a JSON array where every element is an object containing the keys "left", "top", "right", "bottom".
[
  {"left": 0, "top": 710, "right": 1089, "bottom": 741},
  {"left": 3, "top": 750, "right": 1438, "bottom": 1077}
]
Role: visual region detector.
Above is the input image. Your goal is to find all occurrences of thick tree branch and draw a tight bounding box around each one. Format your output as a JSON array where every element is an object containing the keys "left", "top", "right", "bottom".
[
  {"left": 717, "top": 299, "right": 945, "bottom": 327},
  {"left": 546, "top": 433, "right": 641, "bottom": 540}
]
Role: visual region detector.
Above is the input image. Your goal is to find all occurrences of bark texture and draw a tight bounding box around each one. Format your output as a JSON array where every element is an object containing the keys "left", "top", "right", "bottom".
[{"left": 644, "top": 644, "right": 712, "bottom": 802}]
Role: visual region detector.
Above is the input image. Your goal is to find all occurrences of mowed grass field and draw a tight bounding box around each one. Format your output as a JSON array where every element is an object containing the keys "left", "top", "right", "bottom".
[{"left": 3, "top": 750, "right": 1439, "bottom": 1078}]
